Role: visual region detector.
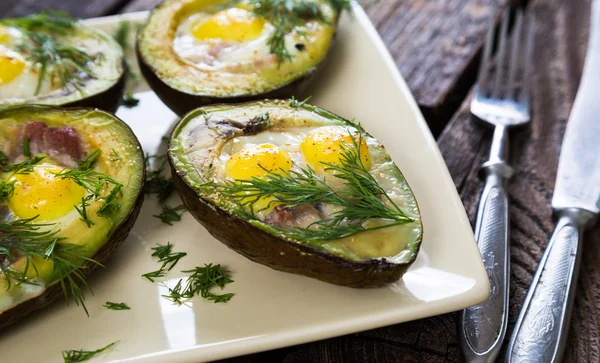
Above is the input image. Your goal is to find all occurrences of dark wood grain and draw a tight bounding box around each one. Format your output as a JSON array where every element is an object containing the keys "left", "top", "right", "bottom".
[
  {"left": 366, "top": 0, "right": 510, "bottom": 134},
  {"left": 1, "top": 0, "right": 129, "bottom": 18}
]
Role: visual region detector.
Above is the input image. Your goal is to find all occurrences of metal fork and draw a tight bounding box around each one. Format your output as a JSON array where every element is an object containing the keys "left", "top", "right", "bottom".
[{"left": 458, "top": 9, "right": 535, "bottom": 363}]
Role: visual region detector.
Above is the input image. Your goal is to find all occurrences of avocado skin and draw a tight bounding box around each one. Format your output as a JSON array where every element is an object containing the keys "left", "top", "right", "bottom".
[
  {"left": 137, "top": 45, "right": 318, "bottom": 116},
  {"left": 170, "top": 161, "right": 413, "bottom": 288},
  {"left": 62, "top": 68, "right": 126, "bottom": 113},
  {"left": 0, "top": 106, "right": 145, "bottom": 331}
]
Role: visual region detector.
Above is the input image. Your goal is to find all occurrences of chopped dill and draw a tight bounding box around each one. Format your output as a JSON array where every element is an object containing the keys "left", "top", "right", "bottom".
[
  {"left": 153, "top": 204, "right": 187, "bottom": 225},
  {"left": 122, "top": 92, "right": 139, "bottom": 108},
  {"left": 162, "top": 263, "right": 234, "bottom": 304},
  {"left": 103, "top": 301, "right": 130, "bottom": 310},
  {"left": 142, "top": 242, "right": 187, "bottom": 282},
  {"left": 62, "top": 341, "right": 119, "bottom": 363}
]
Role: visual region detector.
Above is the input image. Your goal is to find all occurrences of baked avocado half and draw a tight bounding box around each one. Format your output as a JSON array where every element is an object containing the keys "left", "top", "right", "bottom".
[
  {"left": 0, "top": 105, "right": 145, "bottom": 330},
  {"left": 137, "top": 0, "right": 342, "bottom": 115},
  {"left": 169, "top": 100, "right": 422, "bottom": 287},
  {"left": 0, "top": 11, "right": 125, "bottom": 112}
]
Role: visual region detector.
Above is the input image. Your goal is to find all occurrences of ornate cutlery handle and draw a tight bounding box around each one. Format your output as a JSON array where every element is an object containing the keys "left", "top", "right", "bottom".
[
  {"left": 506, "top": 209, "right": 594, "bottom": 363},
  {"left": 459, "top": 160, "right": 511, "bottom": 363}
]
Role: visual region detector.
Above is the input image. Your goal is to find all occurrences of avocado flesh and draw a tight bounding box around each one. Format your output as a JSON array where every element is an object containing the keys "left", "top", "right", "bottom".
[
  {"left": 137, "top": 0, "right": 338, "bottom": 115},
  {"left": 0, "top": 24, "right": 125, "bottom": 112},
  {"left": 169, "top": 101, "right": 423, "bottom": 287},
  {"left": 0, "top": 106, "right": 145, "bottom": 328}
]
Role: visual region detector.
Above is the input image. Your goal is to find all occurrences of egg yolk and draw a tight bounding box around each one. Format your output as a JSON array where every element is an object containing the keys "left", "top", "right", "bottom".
[
  {"left": 0, "top": 54, "right": 25, "bottom": 85},
  {"left": 7, "top": 165, "right": 86, "bottom": 221},
  {"left": 191, "top": 8, "right": 265, "bottom": 42},
  {"left": 301, "top": 126, "right": 371, "bottom": 170},
  {"left": 226, "top": 143, "right": 292, "bottom": 180},
  {"left": 0, "top": 25, "right": 9, "bottom": 44}
]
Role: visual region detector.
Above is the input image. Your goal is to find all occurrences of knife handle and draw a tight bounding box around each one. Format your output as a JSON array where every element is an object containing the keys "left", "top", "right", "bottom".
[
  {"left": 459, "top": 164, "right": 511, "bottom": 363},
  {"left": 506, "top": 208, "right": 594, "bottom": 363}
]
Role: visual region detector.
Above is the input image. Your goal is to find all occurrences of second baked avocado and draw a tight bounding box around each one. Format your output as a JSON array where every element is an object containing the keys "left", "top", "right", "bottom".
[{"left": 137, "top": 0, "right": 343, "bottom": 115}]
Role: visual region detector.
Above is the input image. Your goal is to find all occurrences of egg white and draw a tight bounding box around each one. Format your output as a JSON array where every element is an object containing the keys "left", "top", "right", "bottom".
[
  {"left": 0, "top": 27, "right": 58, "bottom": 101},
  {"left": 173, "top": 10, "right": 305, "bottom": 72}
]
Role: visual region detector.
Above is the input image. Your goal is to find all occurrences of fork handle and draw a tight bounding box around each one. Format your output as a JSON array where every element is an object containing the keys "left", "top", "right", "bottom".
[
  {"left": 459, "top": 124, "right": 513, "bottom": 363},
  {"left": 459, "top": 162, "right": 512, "bottom": 363}
]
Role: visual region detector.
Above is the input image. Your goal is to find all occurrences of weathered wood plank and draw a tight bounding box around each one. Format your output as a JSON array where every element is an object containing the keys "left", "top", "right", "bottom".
[
  {"left": 120, "top": 0, "right": 163, "bottom": 12},
  {"left": 119, "top": 0, "right": 508, "bottom": 135},
  {"left": 1, "top": 0, "right": 130, "bottom": 18},
  {"left": 366, "top": 0, "right": 509, "bottom": 133}
]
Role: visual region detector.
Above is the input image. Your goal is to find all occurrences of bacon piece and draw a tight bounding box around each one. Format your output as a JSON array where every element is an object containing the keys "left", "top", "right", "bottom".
[
  {"left": 264, "top": 205, "right": 322, "bottom": 228},
  {"left": 20, "top": 121, "right": 84, "bottom": 168},
  {"left": 264, "top": 206, "right": 295, "bottom": 226},
  {"left": 23, "top": 121, "right": 47, "bottom": 156},
  {"left": 43, "top": 126, "right": 84, "bottom": 167}
]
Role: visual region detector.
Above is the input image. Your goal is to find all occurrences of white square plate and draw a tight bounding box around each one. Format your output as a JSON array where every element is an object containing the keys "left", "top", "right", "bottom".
[{"left": 0, "top": 6, "right": 489, "bottom": 363}]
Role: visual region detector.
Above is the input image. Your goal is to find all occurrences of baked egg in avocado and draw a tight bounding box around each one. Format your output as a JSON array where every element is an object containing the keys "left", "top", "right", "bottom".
[
  {"left": 137, "top": 0, "right": 344, "bottom": 115},
  {"left": 0, "top": 105, "right": 145, "bottom": 330},
  {"left": 169, "top": 100, "right": 423, "bottom": 287},
  {"left": 0, "top": 11, "right": 125, "bottom": 112}
]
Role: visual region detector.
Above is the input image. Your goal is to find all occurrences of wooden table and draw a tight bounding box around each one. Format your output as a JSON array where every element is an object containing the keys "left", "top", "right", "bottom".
[{"left": 3, "top": 0, "right": 599, "bottom": 361}]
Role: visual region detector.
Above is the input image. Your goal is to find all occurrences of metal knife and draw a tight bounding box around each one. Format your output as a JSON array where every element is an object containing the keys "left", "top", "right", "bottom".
[{"left": 505, "top": 1, "right": 600, "bottom": 362}]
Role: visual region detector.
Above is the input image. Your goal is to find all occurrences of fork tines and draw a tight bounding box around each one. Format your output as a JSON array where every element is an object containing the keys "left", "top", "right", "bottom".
[{"left": 477, "top": 9, "right": 536, "bottom": 107}]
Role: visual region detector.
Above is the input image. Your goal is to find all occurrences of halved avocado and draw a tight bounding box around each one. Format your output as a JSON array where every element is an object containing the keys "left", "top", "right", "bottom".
[
  {"left": 0, "top": 17, "right": 125, "bottom": 112},
  {"left": 137, "top": 0, "right": 340, "bottom": 116},
  {"left": 0, "top": 105, "right": 145, "bottom": 330},
  {"left": 168, "top": 100, "right": 423, "bottom": 287}
]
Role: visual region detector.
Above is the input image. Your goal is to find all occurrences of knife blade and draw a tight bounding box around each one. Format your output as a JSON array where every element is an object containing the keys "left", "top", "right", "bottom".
[
  {"left": 505, "top": 1, "right": 600, "bottom": 362},
  {"left": 552, "top": 5, "right": 600, "bottom": 214}
]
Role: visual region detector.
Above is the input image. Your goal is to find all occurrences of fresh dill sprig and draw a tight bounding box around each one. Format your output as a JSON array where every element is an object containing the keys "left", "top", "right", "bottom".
[
  {"left": 0, "top": 217, "right": 59, "bottom": 289},
  {"left": 0, "top": 151, "right": 8, "bottom": 170},
  {"left": 206, "top": 129, "right": 413, "bottom": 242},
  {"left": 2, "top": 10, "right": 77, "bottom": 34},
  {"left": 96, "top": 184, "right": 122, "bottom": 220},
  {"left": 0, "top": 217, "right": 102, "bottom": 315},
  {"left": 141, "top": 269, "right": 166, "bottom": 282},
  {"left": 62, "top": 341, "right": 119, "bottom": 363},
  {"left": 19, "top": 33, "right": 94, "bottom": 95},
  {"left": 23, "top": 137, "right": 31, "bottom": 157},
  {"left": 153, "top": 204, "right": 187, "bottom": 225},
  {"left": 103, "top": 301, "right": 130, "bottom": 310},
  {"left": 329, "top": 0, "right": 352, "bottom": 12},
  {"left": 142, "top": 242, "right": 187, "bottom": 282},
  {"left": 289, "top": 96, "right": 311, "bottom": 108},
  {"left": 0, "top": 180, "right": 15, "bottom": 202},
  {"left": 145, "top": 153, "right": 174, "bottom": 203},
  {"left": 78, "top": 149, "right": 100, "bottom": 170},
  {"left": 9, "top": 155, "right": 45, "bottom": 174},
  {"left": 122, "top": 92, "right": 139, "bottom": 108},
  {"left": 55, "top": 150, "right": 123, "bottom": 222},
  {"left": 248, "top": 0, "right": 328, "bottom": 64},
  {"left": 113, "top": 21, "right": 137, "bottom": 81},
  {"left": 113, "top": 21, "right": 129, "bottom": 49},
  {"left": 109, "top": 149, "right": 121, "bottom": 161},
  {"left": 151, "top": 242, "right": 187, "bottom": 271},
  {"left": 162, "top": 263, "right": 234, "bottom": 305},
  {"left": 74, "top": 196, "right": 94, "bottom": 228},
  {"left": 2, "top": 10, "right": 97, "bottom": 95}
]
